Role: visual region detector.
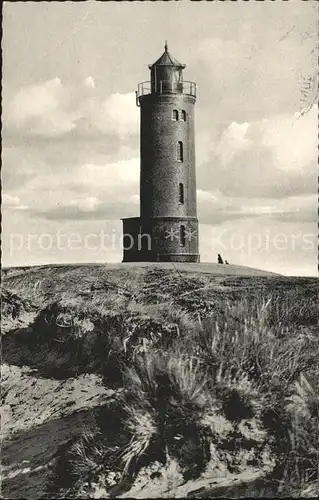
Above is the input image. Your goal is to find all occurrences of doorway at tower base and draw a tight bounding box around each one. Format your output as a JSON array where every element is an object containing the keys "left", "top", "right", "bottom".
[{"left": 121, "top": 217, "right": 200, "bottom": 263}]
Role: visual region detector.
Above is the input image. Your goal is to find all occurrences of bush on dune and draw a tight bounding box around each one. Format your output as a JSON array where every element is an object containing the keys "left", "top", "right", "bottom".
[
  {"left": 7, "top": 294, "right": 183, "bottom": 380},
  {"left": 1, "top": 290, "right": 37, "bottom": 333}
]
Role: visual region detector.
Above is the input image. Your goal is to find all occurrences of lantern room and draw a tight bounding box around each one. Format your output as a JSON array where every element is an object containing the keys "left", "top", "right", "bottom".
[
  {"left": 136, "top": 42, "right": 196, "bottom": 101},
  {"left": 149, "top": 41, "right": 185, "bottom": 94}
]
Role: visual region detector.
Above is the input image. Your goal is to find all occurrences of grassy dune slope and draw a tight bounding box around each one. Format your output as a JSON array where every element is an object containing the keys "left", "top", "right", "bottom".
[{"left": 1, "top": 264, "right": 318, "bottom": 499}]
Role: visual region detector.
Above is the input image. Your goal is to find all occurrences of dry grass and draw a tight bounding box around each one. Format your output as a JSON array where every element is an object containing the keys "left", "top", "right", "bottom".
[
  {"left": 116, "top": 295, "right": 318, "bottom": 495},
  {"left": 120, "top": 406, "right": 157, "bottom": 476},
  {"left": 281, "top": 374, "right": 319, "bottom": 496},
  {"left": 167, "top": 354, "right": 209, "bottom": 408}
]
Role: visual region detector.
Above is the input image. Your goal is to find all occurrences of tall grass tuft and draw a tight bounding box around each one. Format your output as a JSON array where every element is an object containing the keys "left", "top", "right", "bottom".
[
  {"left": 120, "top": 406, "right": 157, "bottom": 476},
  {"left": 167, "top": 354, "right": 207, "bottom": 406},
  {"left": 280, "top": 373, "right": 319, "bottom": 495}
]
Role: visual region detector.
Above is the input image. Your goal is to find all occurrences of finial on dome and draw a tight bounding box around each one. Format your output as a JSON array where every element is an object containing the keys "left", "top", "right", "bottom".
[{"left": 164, "top": 40, "right": 168, "bottom": 52}]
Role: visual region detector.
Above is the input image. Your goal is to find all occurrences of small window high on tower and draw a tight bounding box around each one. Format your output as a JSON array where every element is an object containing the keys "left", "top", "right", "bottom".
[
  {"left": 180, "top": 225, "right": 186, "bottom": 247},
  {"left": 181, "top": 110, "right": 187, "bottom": 121},
  {"left": 172, "top": 109, "right": 179, "bottom": 121},
  {"left": 179, "top": 183, "right": 184, "bottom": 204},
  {"left": 177, "top": 141, "right": 183, "bottom": 162}
]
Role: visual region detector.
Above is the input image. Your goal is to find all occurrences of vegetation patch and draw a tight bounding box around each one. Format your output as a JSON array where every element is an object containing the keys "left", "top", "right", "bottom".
[{"left": 2, "top": 266, "right": 318, "bottom": 498}]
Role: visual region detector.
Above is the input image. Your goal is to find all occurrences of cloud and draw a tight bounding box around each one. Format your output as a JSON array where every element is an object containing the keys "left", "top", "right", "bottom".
[
  {"left": 5, "top": 78, "right": 77, "bottom": 137},
  {"left": 98, "top": 92, "right": 139, "bottom": 137},
  {"left": 1, "top": 146, "right": 34, "bottom": 189},
  {"left": 215, "top": 122, "right": 251, "bottom": 166},
  {"left": 269, "top": 194, "right": 318, "bottom": 223},
  {"left": 69, "top": 196, "right": 102, "bottom": 212},
  {"left": 3, "top": 194, "right": 20, "bottom": 207},
  {"left": 197, "top": 188, "right": 317, "bottom": 226},
  {"left": 4, "top": 78, "right": 139, "bottom": 141},
  {"left": 197, "top": 105, "right": 317, "bottom": 199},
  {"left": 192, "top": 28, "right": 317, "bottom": 123},
  {"left": 73, "top": 158, "right": 140, "bottom": 195},
  {"left": 7, "top": 157, "right": 140, "bottom": 223},
  {"left": 2, "top": 193, "right": 28, "bottom": 210},
  {"left": 35, "top": 201, "right": 138, "bottom": 222},
  {"left": 2, "top": 81, "right": 140, "bottom": 208}
]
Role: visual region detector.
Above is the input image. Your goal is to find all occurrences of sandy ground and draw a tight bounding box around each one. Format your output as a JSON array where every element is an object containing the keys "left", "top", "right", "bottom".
[{"left": 1, "top": 364, "right": 115, "bottom": 499}]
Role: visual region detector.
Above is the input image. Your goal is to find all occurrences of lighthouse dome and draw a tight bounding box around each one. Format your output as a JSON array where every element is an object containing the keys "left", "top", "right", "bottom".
[
  {"left": 148, "top": 42, "right": 186, "bottom": 69},
  {"left": 149, "top": 42, "right": 185, "bottom": 94}
]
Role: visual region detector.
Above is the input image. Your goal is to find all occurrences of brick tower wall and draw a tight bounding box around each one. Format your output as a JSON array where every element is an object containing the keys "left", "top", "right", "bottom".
[
  {"left": 139, "top": 93, "right": 200, "bottom": 261},
  {"left": 139, "top": 93, "right": 197, "bottom": 219}
]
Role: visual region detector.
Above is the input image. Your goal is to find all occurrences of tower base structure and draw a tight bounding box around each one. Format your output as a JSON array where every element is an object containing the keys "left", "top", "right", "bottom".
[{"left": 122, "top": 217, "right": 200, "bottom": 263}]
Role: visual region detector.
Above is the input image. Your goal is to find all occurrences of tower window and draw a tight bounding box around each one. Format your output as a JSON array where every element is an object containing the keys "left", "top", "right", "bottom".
[
  {"left": 180, "top": 225, "right": 186, "bottom": 247},
  {"left": 181, "top": 110, "right": 187, "bottom": 121},
  {"left": 179, "top": 183, "right": 184, "bottom": 204},
  {"left": 177, "top": 141, "right": 183, "bottom": 162},
  {"left": 172, "top": 109, "right": 179, "bottom": 121}
]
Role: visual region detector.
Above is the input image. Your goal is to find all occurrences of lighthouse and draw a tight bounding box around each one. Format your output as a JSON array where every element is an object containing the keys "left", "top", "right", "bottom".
[{"left": 122, "top": 43, "right": 200, "bottom": 263}]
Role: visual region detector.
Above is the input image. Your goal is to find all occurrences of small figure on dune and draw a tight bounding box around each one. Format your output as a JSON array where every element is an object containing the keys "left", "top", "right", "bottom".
[
  {"left": 225, "top": 260, "right": 229, "bottom": 265},
  {"left": 217, "top": 254, "right": 224, "bottom": 264}
]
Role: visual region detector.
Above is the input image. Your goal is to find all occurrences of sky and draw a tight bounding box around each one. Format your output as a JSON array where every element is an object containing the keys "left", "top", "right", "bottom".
[{"left": 2, "top": 0, "right": 318, "bottom": 276}]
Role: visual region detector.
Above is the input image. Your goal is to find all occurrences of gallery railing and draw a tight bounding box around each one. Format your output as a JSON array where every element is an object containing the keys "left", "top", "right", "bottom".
[{"left": 136, "top": 80, "right": 196, "bottom": 99}]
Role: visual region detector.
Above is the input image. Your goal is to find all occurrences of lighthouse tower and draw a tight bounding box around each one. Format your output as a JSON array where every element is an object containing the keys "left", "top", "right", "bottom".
[{"left": 122, "top": 43, "right": 200, "bottom": 262}]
